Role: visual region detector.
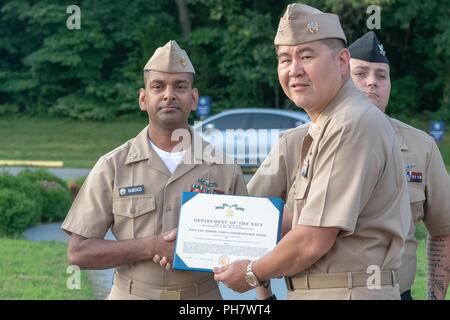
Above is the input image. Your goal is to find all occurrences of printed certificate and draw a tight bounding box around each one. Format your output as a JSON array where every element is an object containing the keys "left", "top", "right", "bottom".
[{"left": 173, "top": 192, "right": 283, "bottom": 272}]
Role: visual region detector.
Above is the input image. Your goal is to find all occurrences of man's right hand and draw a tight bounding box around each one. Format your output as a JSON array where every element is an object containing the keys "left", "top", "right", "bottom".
[{"left": 151, "top": 228, "right": 177, "bottom": 270}]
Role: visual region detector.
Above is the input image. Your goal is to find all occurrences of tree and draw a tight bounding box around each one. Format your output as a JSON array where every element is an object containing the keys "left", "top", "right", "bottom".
[{"left": 175, "top": 0, "right": 191, "bottom": 37}]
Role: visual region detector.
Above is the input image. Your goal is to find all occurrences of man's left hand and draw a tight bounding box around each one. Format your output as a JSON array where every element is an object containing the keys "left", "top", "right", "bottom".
[{"left": 213, "top": 259, "right": 253, "bottom": 293}]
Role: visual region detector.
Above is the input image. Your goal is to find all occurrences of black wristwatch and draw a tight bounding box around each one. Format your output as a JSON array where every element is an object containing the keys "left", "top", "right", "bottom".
[{"left": 264, "top": 294, "right": 277, "bottom": 300}]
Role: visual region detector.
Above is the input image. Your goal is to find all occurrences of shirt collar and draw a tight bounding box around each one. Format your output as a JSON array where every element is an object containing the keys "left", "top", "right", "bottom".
[
  {"left": 308, "top": 78, "right": 356, "bottom": 139},
  {"left": 387, "top": 117, "right": 409, "bottom": 151},
  {"left": 125, "top": 125, "right": 222, "bottom": 166}
]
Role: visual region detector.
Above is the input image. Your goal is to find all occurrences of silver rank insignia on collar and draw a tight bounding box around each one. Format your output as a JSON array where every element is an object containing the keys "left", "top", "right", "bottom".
[{"left": 300, "top": 159, "right": 310, "bottom": 178}]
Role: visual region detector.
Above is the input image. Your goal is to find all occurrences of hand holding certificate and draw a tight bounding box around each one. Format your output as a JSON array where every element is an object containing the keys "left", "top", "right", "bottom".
[{"left": 173, "top": 192, "right": 283, "bottom": 272}]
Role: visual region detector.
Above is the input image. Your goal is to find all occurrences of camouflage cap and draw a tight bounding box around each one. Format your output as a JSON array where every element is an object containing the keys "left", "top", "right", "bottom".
[
  {"left": 143, "top": 40, "right": 195, "bottom": 74},
  {"left": 274, "top": 3, "right": 347, "bottom": 46}
]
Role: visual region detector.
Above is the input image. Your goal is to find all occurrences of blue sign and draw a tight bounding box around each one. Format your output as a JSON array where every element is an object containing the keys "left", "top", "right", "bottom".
[
  {"left": 196, "top": 96, "right": 211, "bottom": 118},
  {"left": 429, "top": 120, "right": 445, "bottom": 142}
]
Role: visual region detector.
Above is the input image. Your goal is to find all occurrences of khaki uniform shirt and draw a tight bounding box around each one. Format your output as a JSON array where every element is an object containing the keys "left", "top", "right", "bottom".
[
  {"left": 62, "top": 126, "right": 247, "bottom": 291},
  {"left": 389, "top": 117, "right": 450, "bottom": 293},
  {"left": 248, "top": 124, "right": 308, "bottom": 210},
  {"left": 250, "top": 79, "right": 411, "bottom": 299}
]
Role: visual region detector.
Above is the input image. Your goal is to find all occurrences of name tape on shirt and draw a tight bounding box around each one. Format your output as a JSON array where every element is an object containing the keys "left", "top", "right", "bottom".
[{"left": 119, "top": 185, "right": 145, "bottom": 196}]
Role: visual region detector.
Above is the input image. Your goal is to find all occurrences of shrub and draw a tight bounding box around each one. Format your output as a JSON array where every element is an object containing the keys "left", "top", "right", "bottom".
[
  {"left": 0, "top": 104, "right": 20, "bottom": 115},
  {"left": 0, "top": 189, "right": 40, "bottom": 237},
  {"left": 0, "top": 173, "right": 44, "bottom": 215},
  {"left": 17, "top": 170, "right": 72, "bottom": 222}
]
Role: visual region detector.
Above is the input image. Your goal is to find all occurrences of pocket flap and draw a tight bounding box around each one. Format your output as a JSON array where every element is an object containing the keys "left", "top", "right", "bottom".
[
  {"left": 293, "top": 178, "right": 310, "bottom": 200},
  {"left": 408, "top": 187, "right": 425, "bottom": 203},
  {"left": 113, "top": 196, "right": 156, "bottom": 218}
]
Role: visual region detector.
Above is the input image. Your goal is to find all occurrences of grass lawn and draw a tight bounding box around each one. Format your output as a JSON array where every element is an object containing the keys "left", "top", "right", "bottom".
[
  {"left": 0, "top": 116, "right": 147, "bottom": 168},
  {"left": 0, "top": 238, "right": 95, "bottom": 299},
  {"left": 411, "top": 237, "right": 428, "bottom": 299},
  {"left": 1, "top": 116, "right": 449, "bottom": 169}
]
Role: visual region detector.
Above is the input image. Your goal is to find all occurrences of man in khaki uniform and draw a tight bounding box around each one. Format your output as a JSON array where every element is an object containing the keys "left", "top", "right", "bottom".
[
  {"left": 251, "top": 31, "right": 450, "bottom": 301},
  {"left": 213, "top": 3, "right": 411, "bottom": 300},
  {"left": 62, "top": 40, "right": 247, "bottom": 300},
  {"left": 348, "top": 31, "right": 450, "bottom": 300}
]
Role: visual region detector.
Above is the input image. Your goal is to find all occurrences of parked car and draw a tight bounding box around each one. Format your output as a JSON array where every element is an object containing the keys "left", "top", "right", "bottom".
[{"left": 193, "top": 108, "right": 310, "bottom": 167}]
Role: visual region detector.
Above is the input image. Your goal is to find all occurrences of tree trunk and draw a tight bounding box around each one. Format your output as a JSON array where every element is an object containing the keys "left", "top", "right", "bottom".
[{"left": 175, "top": 0, "right": 191, "bottom": 37}]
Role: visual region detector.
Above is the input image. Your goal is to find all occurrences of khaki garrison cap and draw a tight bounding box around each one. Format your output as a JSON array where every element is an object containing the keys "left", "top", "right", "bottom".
[
  {"left": 274, "top": 3, "right": 347, "bottom": 46},
  {"left": 143, "top": 40, "right": 195, "bottom": 74}
]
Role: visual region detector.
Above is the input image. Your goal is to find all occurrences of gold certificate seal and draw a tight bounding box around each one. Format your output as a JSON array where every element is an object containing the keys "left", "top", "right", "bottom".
[{"left": 218, "top": 255, "right": 230, "bottom": 266}]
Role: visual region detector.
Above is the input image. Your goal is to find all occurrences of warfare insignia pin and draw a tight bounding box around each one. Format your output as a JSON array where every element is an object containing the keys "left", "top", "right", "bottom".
[
  {"left": 197, "top": 178, "right": 217, "bottom": 188},
  {"left": 180, "top": 57, "right": 187, "bottom": 67},
  {"left": 307, "top": 21, "right": 319, "bottom": 34}
]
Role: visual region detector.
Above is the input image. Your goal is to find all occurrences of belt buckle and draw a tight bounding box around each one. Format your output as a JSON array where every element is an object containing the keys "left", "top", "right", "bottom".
[{"left": 160, "top": 289, "right": 181, "bottom": 300}]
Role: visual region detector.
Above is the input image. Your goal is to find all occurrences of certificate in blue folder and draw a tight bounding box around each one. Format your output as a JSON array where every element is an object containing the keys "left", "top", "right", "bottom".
[{"left": 173, "top": 192, "right": 284, "bottom": 272}]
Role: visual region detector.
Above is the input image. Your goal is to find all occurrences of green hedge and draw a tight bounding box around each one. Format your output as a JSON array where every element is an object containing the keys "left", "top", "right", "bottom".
[
  {"left": 17, "top": 170, "right": 72, "bottom": 222},
  {"left": 0, "top": 170, "right": 72, "bottom": 237},
  {"left": 0, "top": 189, "right": 40, "bottom": 237},
  {"left": 0, "top": 173, "right": 44, "bottom": 213}
]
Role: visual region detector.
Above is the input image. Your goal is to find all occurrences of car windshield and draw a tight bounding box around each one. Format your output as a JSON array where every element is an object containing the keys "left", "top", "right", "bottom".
[
  {"left": 249, "top": 114, "right": 298, "bottom": 129},
  {"left": 203, "top": 114, "right": 249, "bottom": 131},
  {"left": 202, "top": 113, "right": 301, "bottom": 131}
]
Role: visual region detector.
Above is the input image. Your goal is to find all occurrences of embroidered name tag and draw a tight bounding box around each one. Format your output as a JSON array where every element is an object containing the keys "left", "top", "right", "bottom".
[{"left": 119, "top": 185, "right": 144, "bottom": 197}]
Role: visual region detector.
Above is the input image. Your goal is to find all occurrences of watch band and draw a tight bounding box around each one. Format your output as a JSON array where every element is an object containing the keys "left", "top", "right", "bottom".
[{"left": 246, "top": 260, "right": 262, "bottom": 287}]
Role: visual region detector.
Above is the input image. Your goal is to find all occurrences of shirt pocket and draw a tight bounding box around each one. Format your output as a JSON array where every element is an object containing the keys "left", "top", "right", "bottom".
[
  {"left": 293, "top": 177, "right": 310, "bottom": 201},
  {"left": 408, "top": 187, "right": 425, "bottom": 223},
  {"left": 112, "top": 196, "right": 156, "bottom": 239},
  {"left": 292, "top": 177, "right": 311, "bottom": 225}
]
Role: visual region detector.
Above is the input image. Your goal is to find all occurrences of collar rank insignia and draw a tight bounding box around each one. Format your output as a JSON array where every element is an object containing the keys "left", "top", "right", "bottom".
[
  {"left": 300, "top": 159, "right": 310, "bottom": 178},
  {"left": 406, "top": 170, "right": 422, "bottom": 183}
]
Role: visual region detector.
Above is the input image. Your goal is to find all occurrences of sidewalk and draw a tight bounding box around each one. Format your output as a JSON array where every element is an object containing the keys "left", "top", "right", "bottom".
[
  {"left": 23, "top": 223, "right": 288, "bottom": 300},
  {"left": 0, "top": 166, "right": 90, "bottom": 180}
]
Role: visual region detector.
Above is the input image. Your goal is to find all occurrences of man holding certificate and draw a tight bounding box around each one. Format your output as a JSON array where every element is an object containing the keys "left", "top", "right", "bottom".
[
  {"left": 213, "top": 3, "right": 411, "bottom": 300},
  {"left": 62, "top": 40, "right": 247, "bottom": 300}
]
